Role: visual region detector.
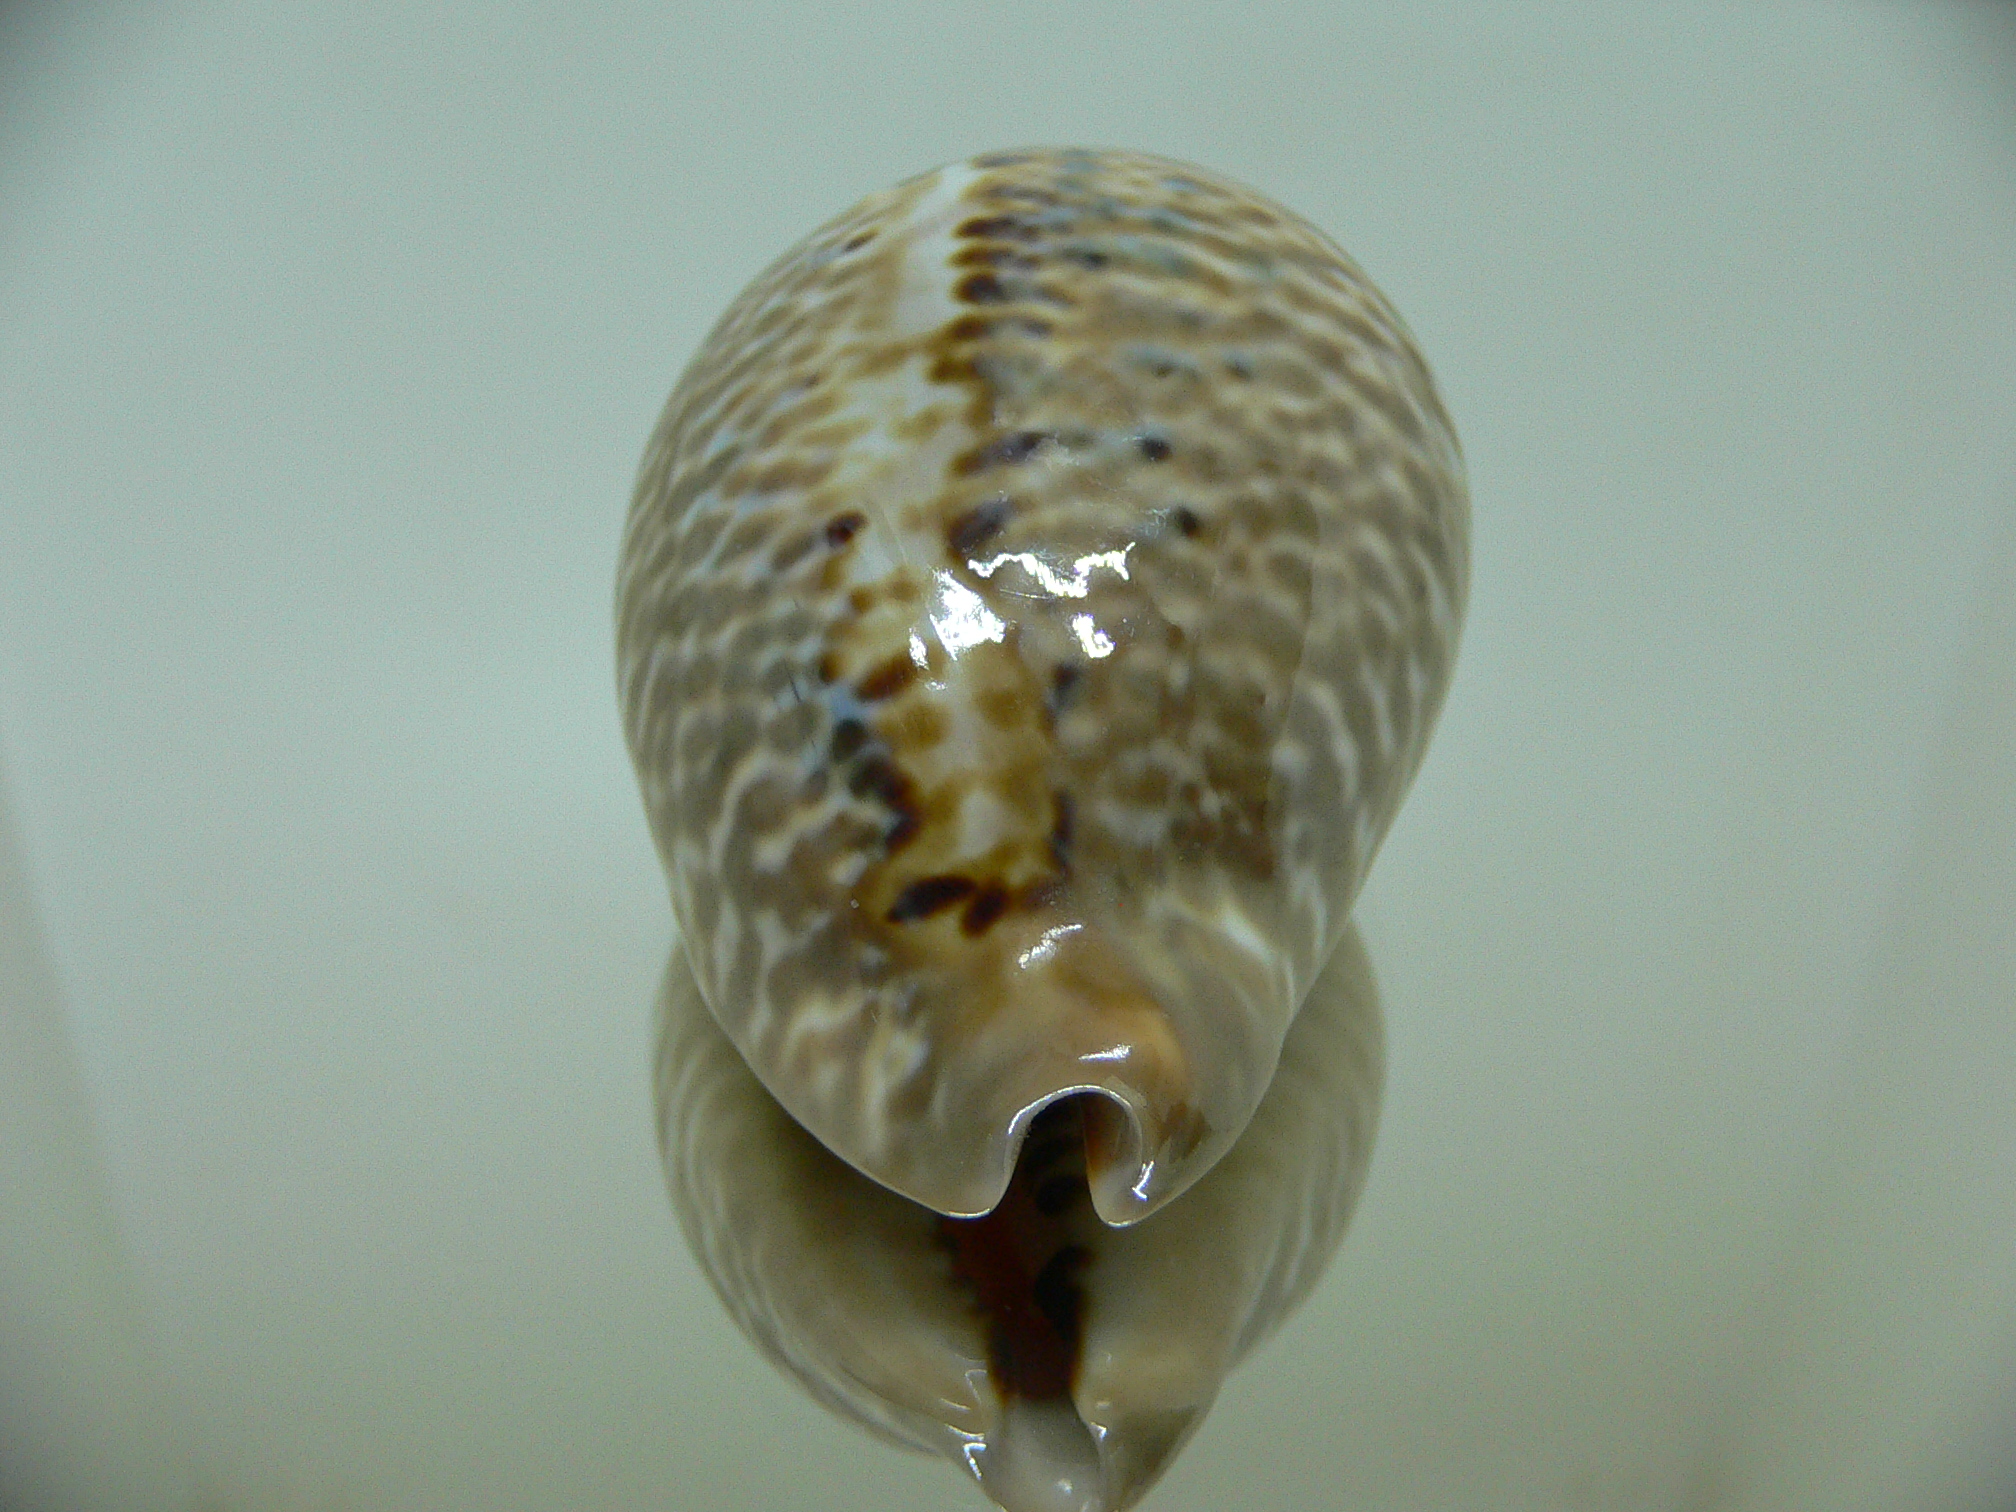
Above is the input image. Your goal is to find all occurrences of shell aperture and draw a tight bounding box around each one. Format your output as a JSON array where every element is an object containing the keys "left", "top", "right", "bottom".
[
  {"left": 618, "top": 147, "right": 1467, "bottom": 1237},
  {"left": 657, "top": 919, "right": 1385, "bottom": 1512}
]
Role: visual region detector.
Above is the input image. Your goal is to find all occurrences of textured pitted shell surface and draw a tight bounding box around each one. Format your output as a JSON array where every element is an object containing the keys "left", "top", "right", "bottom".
[{"left": 618, "top": 147, "right": 1466, "bottom": 1225}]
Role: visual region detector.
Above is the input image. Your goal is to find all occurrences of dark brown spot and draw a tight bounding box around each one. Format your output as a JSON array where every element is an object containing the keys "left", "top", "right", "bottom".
[
  {"left": 841, "top": 231, "right": 874, "bottom": 251},
  {"left": 960, "top": 882, "right": 1011, "bottom": 936},
  {"left": 849, "top": 753, "right": 907, "bottom": 805},
  {"left": 1137, "top": 435, "right": 1172, "bottom": 462},
  {"left": 959, "top": 430, "right": 1053, "bottom": 475},
  {"left": 824, "top": 511, "right": 867, "bottom": 548},
  {"left": 1173, "top": 505, "right": 1201, "bottom": 537},
  {"left": 948, "top": 495, "right": 1013, "bottom": 556},
  {"left": 947, "top": 314, "right": 1052, "bottom": 341},
  {"left": 887, "top": 874, "right": 978, "bottom": 923},
  {"left": 830, "top": 718, "right": 868, "bottom": 762},
  {"left": 1062, "top": 246, "right": 1108, "bottom": 269},
  {"left": 928, "top": 352, "right": 976, "bottom": 385},
  {"left": 1028, "top": 1244, "right": 1091, "bottom": 1362},
  {"left": 934, "top": 1097, "right": 1093, "bottom": 1398},
  {"left": 849, "top": 755, "right": 921, "bottom": 853},
  {"left": 885, "top": 808, "right": 921, "bottom": 852},
  {"left": 856, "top": 655, "right": 918, "bottom": 702},
  {"left": 816, "top": 653, "right": 840, "bottom": 683},
  {"left": 1049, "top": 663, "right": 1082, "bottom": 707},
  {"left": 957, "top": 214, "right": 1039, "bottom": 242},
  {"left": 1033, "top": 1174, "right": 1083, "bottom": 1217},
  {"left": 957, "top": 272, "right": 1010, "bottom": 304},
  {"left": 1048, "top": 791, "right": 1075, "bottom": 867}
]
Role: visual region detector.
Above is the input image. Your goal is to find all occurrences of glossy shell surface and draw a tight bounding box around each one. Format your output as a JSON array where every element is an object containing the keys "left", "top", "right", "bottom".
[
  {"left": 657, "top": 919, "right": 1385, "bottom": 1512},
  {"left": 618, "top": 147, "right": 1466, "bottom": 1225}
]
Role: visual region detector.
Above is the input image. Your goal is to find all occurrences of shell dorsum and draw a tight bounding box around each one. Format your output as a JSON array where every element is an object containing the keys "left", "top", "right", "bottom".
[{"left": 618, "top": 147, "right": 1466, "bottom": 1225}]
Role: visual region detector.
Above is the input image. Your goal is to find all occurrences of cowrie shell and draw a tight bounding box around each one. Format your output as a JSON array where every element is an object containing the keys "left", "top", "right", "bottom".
[{"left": 618, "top": 144, "right": 1464, "bottom": 1228}]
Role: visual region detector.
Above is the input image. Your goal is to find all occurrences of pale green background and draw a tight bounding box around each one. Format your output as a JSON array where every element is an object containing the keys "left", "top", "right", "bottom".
[{"left": 2, "top": 5, "right": 2013, "bottom": 1510}]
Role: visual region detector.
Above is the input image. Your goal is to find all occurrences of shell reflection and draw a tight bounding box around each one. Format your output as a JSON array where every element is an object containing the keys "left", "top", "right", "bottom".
[{"left": 657, "top": 922, "right": 1383, "bottom": 1512}]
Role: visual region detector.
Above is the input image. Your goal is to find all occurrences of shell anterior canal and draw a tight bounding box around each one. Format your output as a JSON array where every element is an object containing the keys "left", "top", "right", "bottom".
[{"left": 938, "top": 1096, "right": 1100, "bottom": 1405}]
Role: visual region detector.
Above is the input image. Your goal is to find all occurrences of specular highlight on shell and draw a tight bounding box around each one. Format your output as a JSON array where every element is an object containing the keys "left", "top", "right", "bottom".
[{"left": 618, "top": 147, "right": 1467, "bottom": 1231}]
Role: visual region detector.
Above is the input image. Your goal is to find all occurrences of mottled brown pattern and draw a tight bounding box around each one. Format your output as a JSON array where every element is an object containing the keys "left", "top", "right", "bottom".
[{"left": 618, "top": 148, "right": 1466, "bottom": 1223}]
